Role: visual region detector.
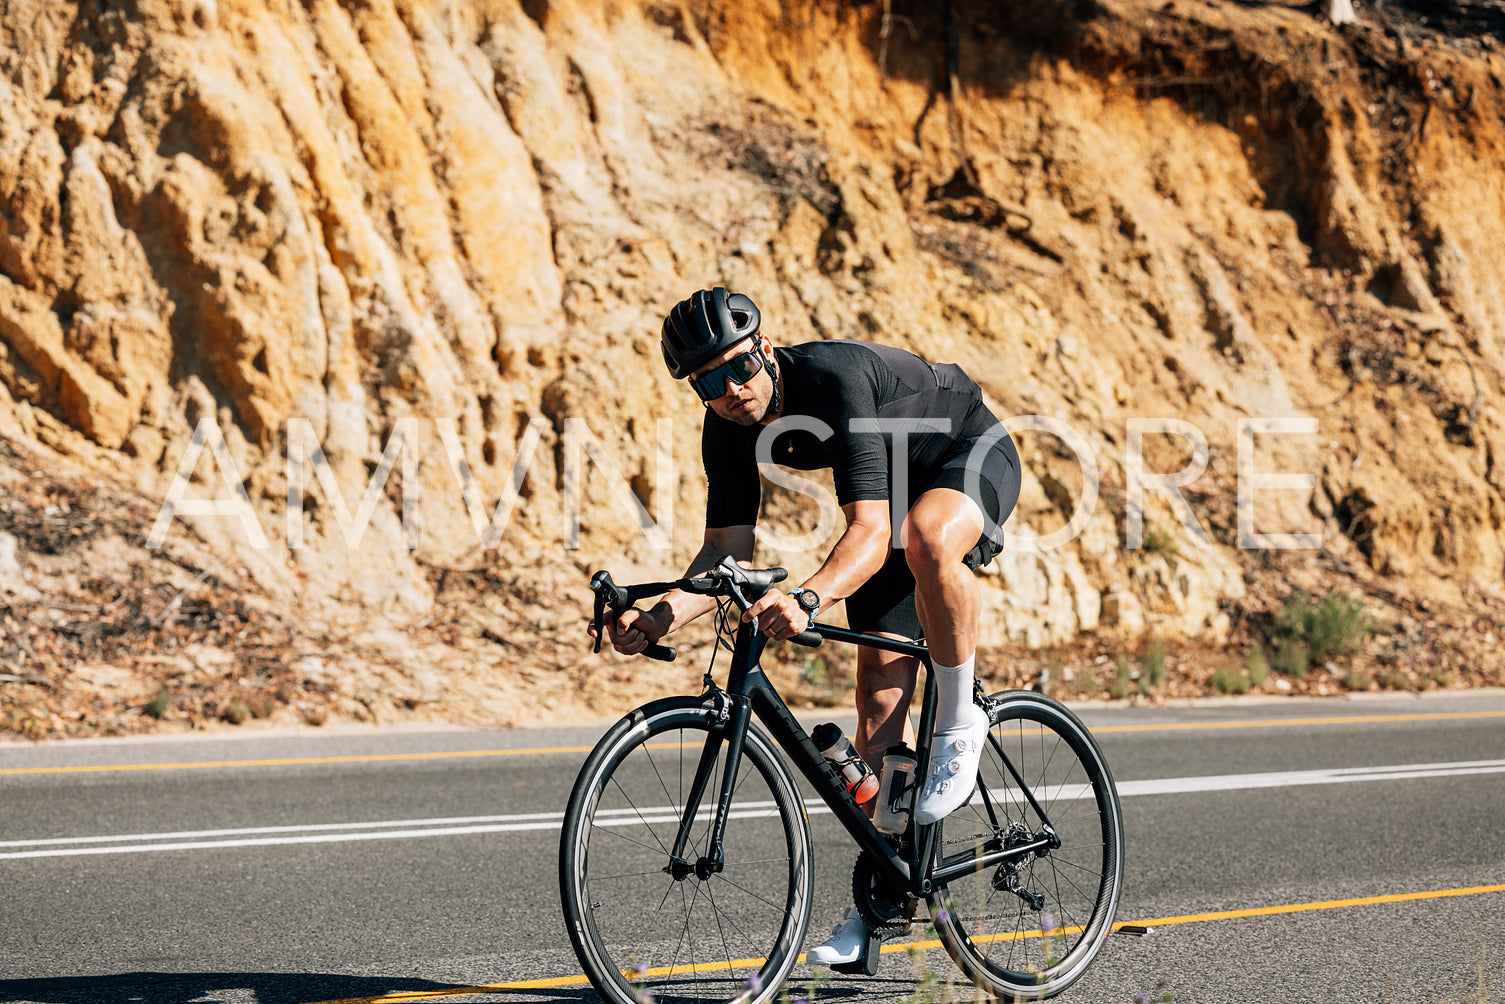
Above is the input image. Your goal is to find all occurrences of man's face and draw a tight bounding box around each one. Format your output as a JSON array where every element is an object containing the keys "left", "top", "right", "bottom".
[{"left": 691, "top": 337, "right": 775, "bottom": 426}]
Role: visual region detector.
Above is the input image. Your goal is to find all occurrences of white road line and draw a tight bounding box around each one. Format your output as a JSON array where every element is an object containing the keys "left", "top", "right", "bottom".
[
  {"left": 1115, "top": 759, "right": 1505, "bottom": 797},
  {"left": 4, "top": 758, "right": 1502, "bottom": 861}
]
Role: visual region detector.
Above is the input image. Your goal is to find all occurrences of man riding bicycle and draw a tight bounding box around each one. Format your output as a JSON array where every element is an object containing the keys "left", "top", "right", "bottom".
[{"left": 600, "top": 286, "right": 1021, "bottom": 965}]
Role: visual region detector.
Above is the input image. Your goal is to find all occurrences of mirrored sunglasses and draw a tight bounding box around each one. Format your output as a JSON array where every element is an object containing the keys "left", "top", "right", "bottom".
[{"left": 689, "top": 350, "right": 765, "bottom": 401}]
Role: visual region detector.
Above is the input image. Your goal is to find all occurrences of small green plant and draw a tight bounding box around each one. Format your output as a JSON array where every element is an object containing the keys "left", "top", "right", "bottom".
[
  {"left": 776, "top": 957, "right": 830, "bottom": 1004},
  {"left": 1270, "top": 638, "right": 1309, "bottom": 679},
  {"left": 1245, "top": 649, "right": 1269, "bottom": 688},
  {"left": 145, "top": 687, "right": 170, "bottom": 718},
  {"left": 626, "top": 959, "right": 652, "bottom": 1004},
  {"left": 1040, "top": 912, "right": 1064, "bottom": 970},
  {"left": 1272, "top": 592, "right": 1370, "bottom": 663},
  {"left": 1134, "top": 984, "right": 1176, "bottom": 1003},
  {"left": 1107, "top": 655, "right": 1132, "bottom": 699},
  {"left": 1143, "top": 526, "right": 1180, "bottom": 557},
  {"left": 901, "top": 945, "right": 946, "bottom": 1003},
  {"left": 1450, "top": 938, "right": 1502, "bottom": 1004},
  {"left": 1210, "top": 667, "right": 1250, "bottom": 694},
  {"left": 1377, "top": 667, "right": 1410, "bottom": 691},
  {"left": 1142, "top": 641, "right": 1167, "bottom": 693},
  {"left": 1342, "top": 667, "right": 1373, "bottom": 691},
  {"left": 1040, "top": 652, "right": 1063, "bottom": 696},
  {"left": 223, "top": 697, "right": 251, "bottom": 725}
]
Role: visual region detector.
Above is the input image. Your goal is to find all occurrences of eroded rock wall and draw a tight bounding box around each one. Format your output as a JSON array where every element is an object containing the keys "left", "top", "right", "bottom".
[{"left": 3, "top": 0, "right": 1505, "bottom": 727}]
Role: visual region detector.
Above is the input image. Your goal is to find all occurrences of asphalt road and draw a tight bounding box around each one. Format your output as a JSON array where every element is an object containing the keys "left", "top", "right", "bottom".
[{"left": 1, "top": 690, "right": 1503, "bottom": 1004}]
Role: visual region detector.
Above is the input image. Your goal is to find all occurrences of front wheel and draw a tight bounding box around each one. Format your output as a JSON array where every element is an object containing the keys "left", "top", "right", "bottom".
[
  {"left": 928, "top": 691, "right": 1124, "bottom": 1000},
  {"left": 559, "top": 697, "right": 814, "bottom": 1004}
]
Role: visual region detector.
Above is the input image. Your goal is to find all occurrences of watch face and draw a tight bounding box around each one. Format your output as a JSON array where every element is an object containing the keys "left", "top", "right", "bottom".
[{"left": 796, "top": 590, "right": 819, "bottom": 612}]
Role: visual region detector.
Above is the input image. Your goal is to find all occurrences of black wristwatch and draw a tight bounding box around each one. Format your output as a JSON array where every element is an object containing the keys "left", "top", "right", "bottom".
[{"left": 789, "top": 587, "right": 821, "bottom": 620}]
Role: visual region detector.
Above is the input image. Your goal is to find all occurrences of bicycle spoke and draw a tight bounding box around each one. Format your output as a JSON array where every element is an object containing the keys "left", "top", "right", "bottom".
[
  {"left": 928, "top": 697, "right": 1122, "bottom": 1001},
  {"left": 701, "top": 879, "right": 735, "bottom": 969},
  {"left": 590, "top": 821, "right": 674, "bottom": 857},
  {"left": 589, "top": 868, "right": 678, "bottom": 883},
  {"left": 1045, "top": 854, "right": 1108, "bottom": 881},
  {"left": 562, "top": 708, "right": 811, "bottom": 1004},
  {"left": 608, "top": 773, "right": 673, "bottom": 857},
  {"left": 702, "top": 877, "right": 769, "bottom": 967},
  {"left": 711, "top": 871, "right": 791, "bottom": 916},
  {"left": 643, "top": 741, "right": 688, "bottom": 830},
  {"left": 656, "top": 874, "right": 679, "bottom": 915}
]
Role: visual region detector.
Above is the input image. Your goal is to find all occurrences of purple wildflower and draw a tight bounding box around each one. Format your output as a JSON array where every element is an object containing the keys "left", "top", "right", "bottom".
[
  {"left": 934, "top": 908, "right": 952, "bottom": 925},
  {"left": 745, "top": 974, "right": 763, "bottom": 994},
  {"left": 1134, "top": 993, "right": 1150, "bottom": 1004}
]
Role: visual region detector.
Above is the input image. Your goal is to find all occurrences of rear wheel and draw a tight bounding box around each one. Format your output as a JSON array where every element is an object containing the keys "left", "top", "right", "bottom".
[
  {"left": 928, "top": 692, "right": 1124, "bottom": 1000},
  {"left": 559, "top": 697, "right": 813, "bottom": 1004}
]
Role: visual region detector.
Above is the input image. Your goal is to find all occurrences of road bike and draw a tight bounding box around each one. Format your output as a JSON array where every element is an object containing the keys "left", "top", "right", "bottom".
[{"left": 559, "top": 558, "right": 1124, "bottom": 1003}]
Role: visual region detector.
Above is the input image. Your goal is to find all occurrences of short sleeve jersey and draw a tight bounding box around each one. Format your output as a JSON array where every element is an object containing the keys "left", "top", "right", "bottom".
[{"left": 701, "top": 340, "right": 995, "bottom": 528}]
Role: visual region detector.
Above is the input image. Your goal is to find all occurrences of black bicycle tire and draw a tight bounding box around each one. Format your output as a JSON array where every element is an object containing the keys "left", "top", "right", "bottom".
[
  {"left": 559, "top": 696, "right": 814, "bottom": 1004},
  {"left": 927, "top": 691, "right": 1124, "bottom": 1000}
]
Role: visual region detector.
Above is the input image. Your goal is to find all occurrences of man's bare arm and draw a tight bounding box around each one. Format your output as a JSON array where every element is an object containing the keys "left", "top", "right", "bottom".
[
  {"left": 739, "top": 499, "right": 892, "bottom": 639},
  {"left": 798, "top": 500, "right": 891, "bottom": 607}
]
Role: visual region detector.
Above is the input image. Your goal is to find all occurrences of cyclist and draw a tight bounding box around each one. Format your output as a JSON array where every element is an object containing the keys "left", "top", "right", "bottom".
[{"left": 599, "top": 286, "right": 1021, "bottom": 966}]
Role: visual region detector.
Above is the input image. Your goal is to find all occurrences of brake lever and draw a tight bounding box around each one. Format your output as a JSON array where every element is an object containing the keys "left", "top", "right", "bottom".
[
  {"left": 590, "top": 570, "right": 626, "bottom": 655},
  {"left": 589, "top": 586, "right": 608, "bottom": 654},
  {"left": 590, "top": 569, "right": 678, "bottom": 661}
]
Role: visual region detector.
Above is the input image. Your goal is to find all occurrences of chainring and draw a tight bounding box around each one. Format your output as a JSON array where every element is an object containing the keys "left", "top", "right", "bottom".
[{"left": 851, "top": 850, "right": 916, "bottom": 930}]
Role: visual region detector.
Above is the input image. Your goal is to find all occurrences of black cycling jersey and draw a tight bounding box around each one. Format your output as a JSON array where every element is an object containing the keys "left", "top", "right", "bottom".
[{"left": 701, "top": 340, "right": 998, "bottom": 528}]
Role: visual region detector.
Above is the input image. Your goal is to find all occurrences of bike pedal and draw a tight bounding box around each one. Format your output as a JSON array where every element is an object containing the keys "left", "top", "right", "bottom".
[{"left": 828, "top": 928, "right": 884, "bottom": 976}]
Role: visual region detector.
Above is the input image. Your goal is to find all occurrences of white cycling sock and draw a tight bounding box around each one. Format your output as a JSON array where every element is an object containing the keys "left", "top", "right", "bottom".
[{"left": 931, "top": 654, "right": 976, "bottom": 735}]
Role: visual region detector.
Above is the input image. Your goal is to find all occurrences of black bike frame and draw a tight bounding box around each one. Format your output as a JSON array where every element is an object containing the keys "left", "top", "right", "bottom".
[
  {"left": 664, "top": 618, "right": 928, "bottom": 894},
  {"left": 598, "top": 566, "right": 1069, "bottom": 903}
]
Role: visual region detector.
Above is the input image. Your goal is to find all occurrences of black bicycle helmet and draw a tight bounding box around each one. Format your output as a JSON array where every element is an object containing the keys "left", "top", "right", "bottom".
[{"left": 660, "top": 287, "right": 762, "bottom": 379}]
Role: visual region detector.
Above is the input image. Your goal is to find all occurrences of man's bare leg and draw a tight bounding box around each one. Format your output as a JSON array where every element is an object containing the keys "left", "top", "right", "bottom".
[
  {"left": 853, "top": 641, "right": 918, "bottom": 771},
  {"left": 905, "top": 486, "right": 984, "bottom": 707},
  {"left": 903, "top": 487, "right": 989, "bottom": 823},
  {"left": 807, "top": 639, "right": 919, "bottom": 966}
]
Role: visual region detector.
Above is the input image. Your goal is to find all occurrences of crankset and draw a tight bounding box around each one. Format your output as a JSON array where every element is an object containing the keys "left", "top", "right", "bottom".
[
  {"left": 827, "top": 851, "right": 917, "bottom": 976},
  {"left": 851, "top": 849, "right": 916, "bottom": 930}
]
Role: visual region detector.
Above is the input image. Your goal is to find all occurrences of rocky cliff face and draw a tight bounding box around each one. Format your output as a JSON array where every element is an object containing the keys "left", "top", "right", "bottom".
[{"left": 3, "top": 0, "right": 1504, "bottom": 735}]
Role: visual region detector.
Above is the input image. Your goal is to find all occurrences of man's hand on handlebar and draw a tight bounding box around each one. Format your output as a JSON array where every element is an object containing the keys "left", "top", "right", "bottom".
[
  {"left": 591, "top": 605, "right": 669, "bottom": 656},
  {"left": 742, "top": 590, "right": 812, "bottom": 642}
]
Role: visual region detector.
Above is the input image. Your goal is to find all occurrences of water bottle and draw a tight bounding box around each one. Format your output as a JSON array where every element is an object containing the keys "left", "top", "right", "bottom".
[
  {"left": 873, "top": 743, "right": 918, "bottom": 834},
  {"left": 812, "top": 723, "right": 879, "bottom": 804}
]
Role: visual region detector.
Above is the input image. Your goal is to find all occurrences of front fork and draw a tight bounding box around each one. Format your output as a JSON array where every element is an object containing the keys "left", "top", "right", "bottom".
[{"left": 666, "top": 691, "right": 747, "bottom": 880}]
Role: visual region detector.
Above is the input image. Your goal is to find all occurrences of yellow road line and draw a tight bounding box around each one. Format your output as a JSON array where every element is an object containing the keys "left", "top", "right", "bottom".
[
  {"left": 304, "top": 882, "right": 1505, "bottom": 1003},
  {"left": 1115, "top": 882, "right": 1505, "bottom": 928},
  {"left": 0, "top": 743, "right": 673, "bottom": 776},
  {"left": 4, "top": 710, "right": 1503, "bottom": 776}
]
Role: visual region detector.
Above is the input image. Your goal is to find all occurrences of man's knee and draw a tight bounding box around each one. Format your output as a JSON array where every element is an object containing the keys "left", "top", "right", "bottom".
[
  {"left": 902, "top": 493, "right": 983, "bottom": 580},
  {"left": 902, "top": 521, "right": 953, "bottom": 580}
]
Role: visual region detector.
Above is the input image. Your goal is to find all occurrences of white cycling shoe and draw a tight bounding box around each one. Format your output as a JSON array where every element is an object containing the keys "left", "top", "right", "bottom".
[
  {"left": 913, "top": 704, "right": 990, "bottom": 825},
  {"left": 806, "top": 907, "right": 869, "bottom": 966}
]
